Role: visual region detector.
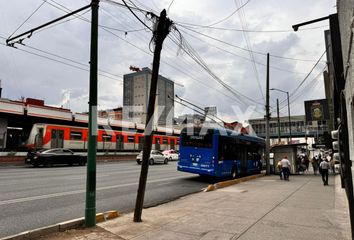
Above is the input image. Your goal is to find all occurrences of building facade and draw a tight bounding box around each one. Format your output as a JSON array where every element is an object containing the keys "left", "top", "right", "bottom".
[
  {"left": 123, "top": 67, "right": 174, "bottom": 126},
  {"left": 248, "top": 115, "right": 330, "bottom": 145}
]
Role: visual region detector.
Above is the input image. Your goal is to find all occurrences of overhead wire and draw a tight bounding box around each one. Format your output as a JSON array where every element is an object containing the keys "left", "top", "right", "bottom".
[
  {"left": 101, "top": 0, "right": 266, "bottom": 113},
  {"left": 175, "top": 24, "right": 329, "bottom": 33},
  {"left": 0, "top": 41, "right": 122, "bottom": 82},
  {"left": 177, "top": 24, "right": 325, "bottom": 63},
  {"left": 170, "top": 28, "right": 265, "bottom": 108},
  {"left": 9, "top": 0, "right": 47, "bottom": 38},
  {"left": 235, "top": 0, "right": 264, "bottom": 103},
  {"left": 178, "top": 28, "right": 306, "bottom": 75},
  {"left": 203, "top": 0, "right": 250, "bottom": 27}
]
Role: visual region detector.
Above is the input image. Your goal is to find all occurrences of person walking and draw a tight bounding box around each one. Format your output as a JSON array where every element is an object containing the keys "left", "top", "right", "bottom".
[
  {"left": 281, "top": 155, "right": 291, "bottom": 181},
  {"left": 319, "top": 158, "right": 330, "bottom": 185},
  {"left": 277, "top": 159, "right": 283, "bottom": 180},
  {"left": 311, "top": 155, "right": 319, "bottom": 175}
]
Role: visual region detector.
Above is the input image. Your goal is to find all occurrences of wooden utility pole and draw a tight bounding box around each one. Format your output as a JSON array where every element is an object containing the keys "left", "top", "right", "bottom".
[
  {"left": 265, "top": 53, "right": 271, "bottom": 175},
  {"left": 134, "top": 9, "right": 172, "bottom": 222}
]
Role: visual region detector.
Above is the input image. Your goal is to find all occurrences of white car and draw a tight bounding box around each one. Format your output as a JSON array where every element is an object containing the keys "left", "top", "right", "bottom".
[
  {"left": 162, "top": 149, "right": 179, "bottom": 161},
  {"left": 136, "top": 150, "right": 168, "bottom": 165}
]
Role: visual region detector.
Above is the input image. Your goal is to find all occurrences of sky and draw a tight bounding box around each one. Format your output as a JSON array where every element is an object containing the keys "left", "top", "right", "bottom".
[{"left": 0, "top": 0, "right": 337, "bottom": 123}]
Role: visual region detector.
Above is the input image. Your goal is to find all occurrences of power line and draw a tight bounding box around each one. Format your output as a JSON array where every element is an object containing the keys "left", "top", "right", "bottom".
[
  {"left": 205, "top": 0, "right": 250, "bottom": 27},
  {"left": 236, "top": 0, "right": 264, "bottom": 103},
  {"left": 177, "top": 24, "right": 325, "bottom": 63},
  {"left": 176, "top": 22, "right": 329, "bottom": 33},
  {"left": 107, "top": 1, "right": 265, "bottom": 112},
  {"left": 0, "top": 40, "right": 122, "bottom": 82},
  {"left": 121, "top": 0, "right": 153, "bottom": 31},
  {"left": 9, "top": 0, "right": 47, "bottom": 38},
  {"left": 178, "top": 28, "right": 306, "bottom": 75},
  {"left": 288, "top": 49, "right": 327, "bottom": 98}
]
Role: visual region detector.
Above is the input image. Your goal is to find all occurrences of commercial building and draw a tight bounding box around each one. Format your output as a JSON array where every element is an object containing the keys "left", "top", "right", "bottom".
[{"left": 123, "top": 67, "right": 174, "bottom": 126}]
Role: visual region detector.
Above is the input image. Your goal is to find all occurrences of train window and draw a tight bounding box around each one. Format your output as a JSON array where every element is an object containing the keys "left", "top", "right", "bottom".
[
  {"left": 128, "top": 136, "right": 135, "bottom": 143},
  {"left": 103, "top": 134, "right": 112, "bottom": 142},
  {"left": 163, "top": 138, "right": 168, "bottom": 144},
  {"left": 70, "top": 131, "right": 82, "bottom": 140}
]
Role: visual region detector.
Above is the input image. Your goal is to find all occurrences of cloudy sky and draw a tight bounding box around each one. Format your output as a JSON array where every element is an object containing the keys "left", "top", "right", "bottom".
[{"left": 0, "top": 0, "right": 336, "bottom": 123}]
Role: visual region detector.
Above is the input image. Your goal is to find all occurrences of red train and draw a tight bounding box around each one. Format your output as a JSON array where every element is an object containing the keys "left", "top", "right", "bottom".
[{"left": 26, "top": 123, "right": 180, "bottom": 151}]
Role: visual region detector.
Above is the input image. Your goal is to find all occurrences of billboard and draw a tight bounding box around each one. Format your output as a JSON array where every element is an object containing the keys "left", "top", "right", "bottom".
[{"left": 304, "top": 99, "right": 330, "bottom": 122}]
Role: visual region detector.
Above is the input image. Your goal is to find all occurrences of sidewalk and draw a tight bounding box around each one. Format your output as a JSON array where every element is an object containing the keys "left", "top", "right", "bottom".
[{"left": 40, "top": 173, "right": 351, "bottom": 240}]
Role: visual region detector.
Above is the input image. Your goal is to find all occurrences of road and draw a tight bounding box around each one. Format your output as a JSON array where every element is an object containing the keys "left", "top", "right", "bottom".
[{"left": 0, "top": 160, "right": 213, "bottom": 238}]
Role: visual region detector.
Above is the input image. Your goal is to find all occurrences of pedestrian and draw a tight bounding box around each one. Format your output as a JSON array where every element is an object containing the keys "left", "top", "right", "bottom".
[
  {"left": 312, "top": 155, "right": 319, "bottom": 175},
  {"left": 319, "top": 158, "right": 330, "bottom": 185},
  {"left": 304, "top": 155, "right": 310, "bottom": 172},
  {"left": 281, "top": 155, "right": 291, "bottom": 181},
  {"left": 277, "top": 159, "right": 283, "bottom": 180}
]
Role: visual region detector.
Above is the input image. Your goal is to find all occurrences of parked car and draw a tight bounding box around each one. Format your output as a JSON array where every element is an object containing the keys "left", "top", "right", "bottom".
[
  {"left": 162, "top": 149, "right": 179, "bottom": 161},
  {"left": 136, "top": 150, "right": 168, "bottom": 165},
  {"left": 26, "top": 148, "right": 86, "bottom": 167}
]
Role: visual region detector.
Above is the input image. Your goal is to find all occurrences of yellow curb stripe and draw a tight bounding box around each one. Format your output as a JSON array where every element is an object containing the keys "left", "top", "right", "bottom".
[
  {"left": 105, "top": 210, "right": 120, "bottom": 220},
  {"left": 206, "top": 173, "right": 266, "bottom": 192}
]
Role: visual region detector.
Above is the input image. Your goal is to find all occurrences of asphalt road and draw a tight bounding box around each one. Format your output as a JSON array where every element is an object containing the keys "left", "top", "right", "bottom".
[{"left": 0, "top": 160, "right": 214, "bottom": 238}]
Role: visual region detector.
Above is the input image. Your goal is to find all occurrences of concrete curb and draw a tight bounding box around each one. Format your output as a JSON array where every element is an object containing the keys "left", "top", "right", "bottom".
[
  {"left": 204, "top": 173, "right": 266, "bottom": 192},
  {"left": 0, "top": 210, "right": 119, "bottom": 240}
]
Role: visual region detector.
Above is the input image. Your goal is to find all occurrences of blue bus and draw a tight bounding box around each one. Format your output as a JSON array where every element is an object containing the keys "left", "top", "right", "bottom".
[{"left": 177, "top": 127, "right": 265, "bottom": 178}]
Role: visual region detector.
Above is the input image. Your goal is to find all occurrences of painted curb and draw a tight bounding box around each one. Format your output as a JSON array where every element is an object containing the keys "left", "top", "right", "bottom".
[
  {"left": 204, "top": 173, "right": 266, "bottom": 192},
  {"left": 0, "top": 210, "right": 119, "bottom": 240}
]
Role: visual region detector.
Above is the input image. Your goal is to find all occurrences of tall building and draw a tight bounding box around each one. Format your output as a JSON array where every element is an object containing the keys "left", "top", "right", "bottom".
[{"left": 123, "top": 67, "right": 174, "bottom": 126}]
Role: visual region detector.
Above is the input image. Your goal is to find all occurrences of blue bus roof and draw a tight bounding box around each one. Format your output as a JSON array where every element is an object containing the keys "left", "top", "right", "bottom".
[{"left": 181, "top": 127, "right": 265, "bottom": 145}]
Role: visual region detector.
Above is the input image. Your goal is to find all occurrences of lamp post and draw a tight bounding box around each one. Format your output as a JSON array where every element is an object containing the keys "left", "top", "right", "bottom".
[{"left": 270, "top": 88, "right": 292, "bottom": 144}]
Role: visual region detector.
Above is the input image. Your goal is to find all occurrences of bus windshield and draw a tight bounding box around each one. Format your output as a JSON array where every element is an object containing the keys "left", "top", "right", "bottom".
[{"left": 181, "top": 128, "right": 213, "bottom": 148}]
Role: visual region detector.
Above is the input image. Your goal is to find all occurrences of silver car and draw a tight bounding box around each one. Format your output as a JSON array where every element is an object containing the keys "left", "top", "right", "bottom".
[{"left": 136, "top": 150, "right": 168, "bottom": 165}]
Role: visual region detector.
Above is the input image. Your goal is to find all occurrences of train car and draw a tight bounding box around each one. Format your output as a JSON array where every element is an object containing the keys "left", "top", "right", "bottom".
[{"left": 26, "top": 123, "right": 180, "bottom": 152}]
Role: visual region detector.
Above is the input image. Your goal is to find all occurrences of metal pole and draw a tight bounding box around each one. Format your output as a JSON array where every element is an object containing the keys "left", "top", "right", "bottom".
[
  {"left": 85, "top": 0, "right": 99, "bottom": 227},
  {"left": 287, "top": 91, "right": 292, "bottom": 143},
  {"left": 277, "top": 98, "right": 281, "bottom": 143},
  {"left": 265, "top": 53, "right": 271, "bottom": 175}
]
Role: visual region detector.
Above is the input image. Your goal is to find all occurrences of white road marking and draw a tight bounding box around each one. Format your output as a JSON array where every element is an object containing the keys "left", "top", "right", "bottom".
[{"left": 0, "top": 175, "right": 188, "bottom": 206}]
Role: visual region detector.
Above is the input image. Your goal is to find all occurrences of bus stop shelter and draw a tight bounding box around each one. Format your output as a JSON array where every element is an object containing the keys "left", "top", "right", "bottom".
[{"left": 271, "top": 143, "right": 308, "bottom": 174}]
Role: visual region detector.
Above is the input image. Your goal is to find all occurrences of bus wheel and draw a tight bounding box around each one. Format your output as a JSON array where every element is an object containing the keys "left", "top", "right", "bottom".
[{"left": 231, "top": 168, "right": 237, "bottom": 179}]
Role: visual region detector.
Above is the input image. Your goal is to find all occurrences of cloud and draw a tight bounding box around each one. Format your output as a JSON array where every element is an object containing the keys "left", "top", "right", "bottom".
[{"left": 0, "top": 0, "right": 335, "bottom": 122}]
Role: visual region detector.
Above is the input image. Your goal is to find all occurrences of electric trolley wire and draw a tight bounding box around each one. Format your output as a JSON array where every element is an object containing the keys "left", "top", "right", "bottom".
[
  {"left": 0, "top": 35, "right": 123, "bottom": 82},
  {"left": 235, "top": 0, "right": 264, "bottom": 103},
  {"left": 203, "top": 0, "right": 250, "bottom": 27},
  {"left": 178, "top": 28, "right": 306, "bottom": 75},
  {"left": 100, "top": 0, "right": 266, "bottom": 111},
  {"left": 177, "top": 24, "right": 326, "bottom": 63},
  {"left": 176, "top": 23, "right": 329, "bottom": 34},
  {"left": 9, "top": 0, "right": 47, "bottom": 38}
]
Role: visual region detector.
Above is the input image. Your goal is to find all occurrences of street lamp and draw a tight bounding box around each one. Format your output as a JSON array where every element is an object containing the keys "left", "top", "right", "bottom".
[{"left": 270, "top": 88, "right": 292, "bottom": 144}]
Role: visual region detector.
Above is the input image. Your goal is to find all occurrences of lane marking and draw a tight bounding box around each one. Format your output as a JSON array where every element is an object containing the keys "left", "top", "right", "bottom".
[{"left": 0, "top": 175, "right": 188, "bottom": 206}]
